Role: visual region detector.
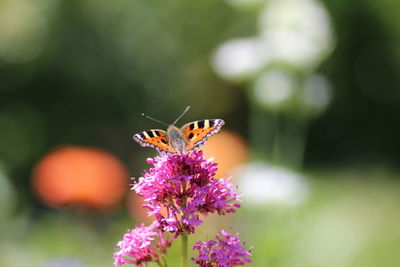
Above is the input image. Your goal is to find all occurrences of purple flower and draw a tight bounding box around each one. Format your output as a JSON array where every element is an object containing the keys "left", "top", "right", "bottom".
[
  {"left": 113, "top": 221, "right": 171, "bottom": 266},
  {"left": 132, "top": 151, "right": 241, "bottom": 236},
  {"left": 192, "top": 230, "right": 252, "bottom": 267}
]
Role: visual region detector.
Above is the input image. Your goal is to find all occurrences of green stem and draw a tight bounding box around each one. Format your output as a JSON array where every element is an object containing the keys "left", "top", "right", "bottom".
[
  {"left": 181, "top": 233, "right": 188, "bottom": 267},
  {"left": 163, "top": 257, "right": 168, "bottom": 267}
]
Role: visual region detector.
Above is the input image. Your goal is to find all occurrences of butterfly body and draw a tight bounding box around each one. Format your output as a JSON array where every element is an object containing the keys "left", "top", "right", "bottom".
[
  {"left": 134, "top": 119, "right": 224, "bottom": 154},
  {"left": 167, "top": 125, "right": 187, "bottom": 154}
]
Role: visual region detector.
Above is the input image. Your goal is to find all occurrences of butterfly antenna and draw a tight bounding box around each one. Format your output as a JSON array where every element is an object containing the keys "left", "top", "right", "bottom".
[
  {"left": 172, "top": 106, "right": 191, "bottom": 125},
  {"left": 141, "top": 113, "right": 169, "bottom": 127}
]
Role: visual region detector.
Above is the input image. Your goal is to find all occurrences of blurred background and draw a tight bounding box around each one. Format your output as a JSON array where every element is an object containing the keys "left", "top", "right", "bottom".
[{"left": 1, "top": 0, "right": 400, "bottom": 266}]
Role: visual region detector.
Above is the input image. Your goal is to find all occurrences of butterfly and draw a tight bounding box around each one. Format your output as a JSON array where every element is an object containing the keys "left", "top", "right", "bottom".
[{"left": 133, "top": 106, "right": 225, "bottom": 154}]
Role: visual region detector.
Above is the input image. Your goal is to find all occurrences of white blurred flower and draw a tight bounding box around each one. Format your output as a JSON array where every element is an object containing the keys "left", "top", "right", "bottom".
[
  {"left": 301, "top": 74, "right": 332, "bottom": 112},
  {"left": 259, "top": 0, "right": 334, "bottom": 69},
  {"left": 212, "top": 38, "right": 269, "bottom": 82},
  {"left": 236, "top": 162, "right": 309, "bottom": 207},
  {"left": 252, "top": 69, "right": 295, "bottom": 109}
]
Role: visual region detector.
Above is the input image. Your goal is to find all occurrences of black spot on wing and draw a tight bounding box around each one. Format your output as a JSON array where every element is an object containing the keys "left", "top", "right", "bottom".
[
  {"left": 189, "top": 123, "right": 194, "bottom": 130},
  {"left": 161, "top": 138, "right": 168, "bottom": 144},
  {"left": 198, "top": 120, "right": 205, "bottom": 129},
  {"left": 209, "top": 120, "right": 215, "bottom": 127},
  {"left": 188, "top": 133, "right": 194, "bottom": 139},
  {"left": 146, "top": 130, "right": 154, "bottom": 138}
]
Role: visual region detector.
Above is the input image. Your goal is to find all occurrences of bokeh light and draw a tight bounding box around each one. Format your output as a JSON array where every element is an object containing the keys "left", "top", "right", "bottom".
[
  {"left": 252, "top": 69, "right": 296, "bottom": 110},
  {"left": 300, "top": 74, "right": 332, "bottom": 115},
  {"left": 212, "top": 38, "right": 268, "bottom": 82},
  {"left": 32, "top": 146, "right": 128, "bottom": 211},
  {"left": 259, "top": 0, "right": 334, "bottom": 69},
  {"left": 237, "top": 162, "right": 309, "bottom": 207}
]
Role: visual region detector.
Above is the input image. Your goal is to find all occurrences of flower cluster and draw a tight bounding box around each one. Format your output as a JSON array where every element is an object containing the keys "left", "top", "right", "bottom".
[
  {"left": 114, "top": 150, "right": 251, "bottom": 266},
  {"left": 132, "top": 151, "right": 241, "bottom": 236},
  {"left": 113, "top": 221, "right": 171, "bottom": 266},
  {"left": 192, "top": 230, "right": 252, "bottom": 267}
]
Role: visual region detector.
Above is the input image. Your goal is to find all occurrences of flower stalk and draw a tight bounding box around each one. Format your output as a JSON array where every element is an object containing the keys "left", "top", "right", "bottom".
[{"left": 181, "top": 233, "right": 188, "bottom": 267}]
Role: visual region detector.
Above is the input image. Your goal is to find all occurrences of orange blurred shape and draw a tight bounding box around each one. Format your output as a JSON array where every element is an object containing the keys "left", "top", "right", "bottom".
[
  {"left": 202, "top": 130, "right": 249, "bottom": 178},
  {"left": 128, "top": 192, "right": 168, "bottom": 223},
  {"left": 32, "top": 146, "right": 128, "bottom": 211}
]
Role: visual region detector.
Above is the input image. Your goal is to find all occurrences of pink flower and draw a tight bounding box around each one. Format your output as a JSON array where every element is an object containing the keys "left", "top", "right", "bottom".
[
  {"left": 132, "top": 151, "right": 241, "bottom": 236},
  {"left": 192, "top": 230, "right": 252, "bottom": 267},
  {"left": 113, "top": 221, "right": 171, "bottom": 266}
]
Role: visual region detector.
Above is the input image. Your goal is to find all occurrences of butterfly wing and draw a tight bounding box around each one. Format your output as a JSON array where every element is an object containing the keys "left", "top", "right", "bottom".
[
  {"left": 133, "top": 129, "right": 178, "bottom": 154},
  {"left": 181, "top": 119, "right": 225, "bottom": 152}
]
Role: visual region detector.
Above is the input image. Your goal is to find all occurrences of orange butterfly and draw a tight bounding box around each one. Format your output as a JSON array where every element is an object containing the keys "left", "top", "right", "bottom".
[{"left": 133, "top": 107, "right": 224, "bottom": 154}]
